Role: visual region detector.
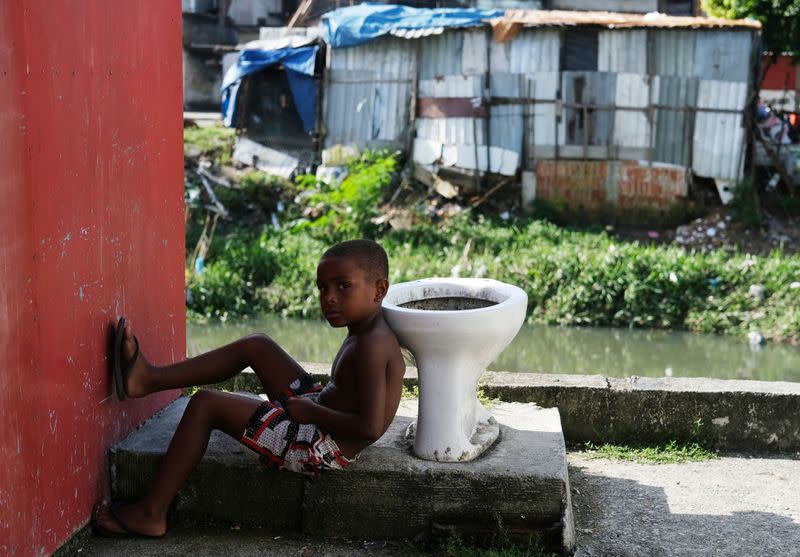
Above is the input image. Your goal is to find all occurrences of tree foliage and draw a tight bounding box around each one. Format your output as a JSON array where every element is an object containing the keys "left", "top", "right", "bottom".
[{"left": 701, "top": 0, "right": 800, "bottom": 56}]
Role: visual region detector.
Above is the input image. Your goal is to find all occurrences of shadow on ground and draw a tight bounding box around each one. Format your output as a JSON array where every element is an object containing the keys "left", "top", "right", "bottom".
[{"left": 569, "top": 455, "right": 800, "bottom": 556}]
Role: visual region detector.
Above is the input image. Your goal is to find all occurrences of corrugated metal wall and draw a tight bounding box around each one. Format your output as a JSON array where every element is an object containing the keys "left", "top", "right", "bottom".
[
  {"left": 325, "top": 36, "right": 414, "bottom": 148},
  {"left": 598, "top": 30, "right": 647, "bottom": 74},
  {"left": 652, "top": 29, "right": 696, "bottom": 77},
  {"left": 653, "top": 75, "right": 698, "bottom": 166},
  {"left": 691, "top": 31, "right": 752, "bottom": 180},
  {"left": 324, "top": 25, "right": 756, "bottom": 191}
]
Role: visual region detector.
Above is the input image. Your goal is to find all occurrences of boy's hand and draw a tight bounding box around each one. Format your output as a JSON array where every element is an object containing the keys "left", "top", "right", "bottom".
[{"left": 283, "top": 397, "right": 318, "bottom": 424}]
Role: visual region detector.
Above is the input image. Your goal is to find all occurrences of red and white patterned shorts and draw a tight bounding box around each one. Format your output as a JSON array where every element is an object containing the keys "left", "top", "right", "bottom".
[{"left": 240, "top": 373, "right": 355, "bottom": 476}]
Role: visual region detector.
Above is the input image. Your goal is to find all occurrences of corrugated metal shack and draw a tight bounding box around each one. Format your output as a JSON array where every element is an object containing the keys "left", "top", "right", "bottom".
[{"left": 321, "top": 8, "right": 760, "bottom": 216}]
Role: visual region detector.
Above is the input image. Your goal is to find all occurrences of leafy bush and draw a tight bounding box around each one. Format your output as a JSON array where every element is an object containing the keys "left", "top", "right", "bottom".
[
  {"left": 728, "top": 179, "right": 762, "bottom": 229},
  {"left": 184, "top": 125, "right": 236, "bottom": 165},
  {"left": 291, "top": 150, "right": 399, "bottom": 240}
]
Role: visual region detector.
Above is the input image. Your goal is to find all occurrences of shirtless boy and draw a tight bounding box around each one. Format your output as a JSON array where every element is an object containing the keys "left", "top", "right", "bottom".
[{"left": 92, "top": 239, "right": 406, "bottom": 538}]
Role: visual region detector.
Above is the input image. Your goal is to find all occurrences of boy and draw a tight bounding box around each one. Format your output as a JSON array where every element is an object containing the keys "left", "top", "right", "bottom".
[{"left": 92, "top": 239, "right": 406, "bottom": 538}]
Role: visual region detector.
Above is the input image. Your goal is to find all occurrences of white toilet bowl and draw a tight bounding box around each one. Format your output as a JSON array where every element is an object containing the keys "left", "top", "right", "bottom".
[{"left": 382, "top": 277, "right": 527, "bottom": 462}]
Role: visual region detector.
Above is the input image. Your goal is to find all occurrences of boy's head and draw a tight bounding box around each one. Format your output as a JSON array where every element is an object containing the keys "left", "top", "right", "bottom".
[
  {"left": 321, "top": 239, "right": 389, "bottom": 281},
  {"left": 316, "top": 240, "right": 389, "bottom": 328}
]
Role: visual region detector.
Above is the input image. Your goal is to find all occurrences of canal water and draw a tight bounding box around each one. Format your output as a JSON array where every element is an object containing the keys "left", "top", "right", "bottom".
[{"left": 187, "top": 315, "right": 800, "bottom": 382}]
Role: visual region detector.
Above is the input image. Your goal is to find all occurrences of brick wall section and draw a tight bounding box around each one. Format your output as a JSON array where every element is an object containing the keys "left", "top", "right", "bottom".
[
  {"left": 535, "top": 160, "right": 609, "bottom": 210},
  {"left": 535, "top": 160, "right": 687, "bottom": 212},
  {"left": 616, "top": 162, "right": 687, "bottom": 209}
]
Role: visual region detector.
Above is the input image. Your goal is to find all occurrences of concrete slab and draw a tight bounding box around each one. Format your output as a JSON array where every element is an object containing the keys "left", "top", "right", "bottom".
[
  {"left": 210, "top": 365, "right": 800, "bottom": 452},
  {"left": 110, "top": 397, "right": 574, "bottom": 554}
]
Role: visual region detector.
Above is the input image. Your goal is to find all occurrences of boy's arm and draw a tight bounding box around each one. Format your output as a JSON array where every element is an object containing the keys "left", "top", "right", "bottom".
[{"left": 286, "top": 338, "right": 388, "bottom": 441}]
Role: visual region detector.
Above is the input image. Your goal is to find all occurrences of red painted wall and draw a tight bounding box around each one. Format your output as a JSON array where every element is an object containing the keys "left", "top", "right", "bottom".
[
  {"left": 761, "top": 55, "right": 798, "bottom": 92},
  {"left": 0, "top": 3, "right": 185, "bottom": 555}
]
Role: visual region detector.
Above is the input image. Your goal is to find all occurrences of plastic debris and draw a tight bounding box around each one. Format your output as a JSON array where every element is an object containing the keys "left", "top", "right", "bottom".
[
  {"left": 232, "top": 137, "right": 299, "bottom": 179},
  {"left": 748, "top": 284, "right": 766, "bottom": 300},
  {"left": 747, "top": 331, "right": 766, "bottom": 347},
  {"left": 321, "top": 144, "right": 359, "bottom": 166},
  {"left": 316, "top": 165, "right": 349, "bottom": 185}
]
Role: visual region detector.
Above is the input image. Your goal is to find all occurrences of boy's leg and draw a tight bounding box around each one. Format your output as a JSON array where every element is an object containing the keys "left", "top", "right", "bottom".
[
  {"left": 93, "top": 390, "right": 260, "bottom": 536},
  {"left": 123, "top": 322, "right": 307, "bottom": 401}
]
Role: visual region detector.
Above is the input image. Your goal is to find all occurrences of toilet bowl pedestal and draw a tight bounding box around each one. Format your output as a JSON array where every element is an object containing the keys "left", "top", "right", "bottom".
[
  {"left": 404, "top": 359, "right": 500, "bottom": 462},
  {"left": 382, "top": 278, "right": 528, "bottom": 464}
]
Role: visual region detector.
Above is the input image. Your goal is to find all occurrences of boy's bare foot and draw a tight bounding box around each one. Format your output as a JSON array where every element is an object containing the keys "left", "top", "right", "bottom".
[
  {"left": 92, "top": 500, "right": 167, "bottom": 538},
  {"left": 119, "top": 322, "right": 152, "bottom": 398}
]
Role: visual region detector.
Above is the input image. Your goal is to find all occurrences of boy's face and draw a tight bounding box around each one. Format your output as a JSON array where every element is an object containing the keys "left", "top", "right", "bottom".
[{"left": 316, "top": 255, "right": 387, "bottom": 328}]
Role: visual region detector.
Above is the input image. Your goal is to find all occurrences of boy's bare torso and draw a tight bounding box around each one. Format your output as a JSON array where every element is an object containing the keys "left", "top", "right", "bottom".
[{"left": 316, "top": 317, "right": 405, "bottom": 457}]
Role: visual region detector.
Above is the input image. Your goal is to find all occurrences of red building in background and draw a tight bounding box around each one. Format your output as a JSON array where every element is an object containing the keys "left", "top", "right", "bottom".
[
  {"left": 0, "top": 3, "right": 185, "bottom": 555},
  {"left": 761, "top": 54, "right": 799, "bottom": 112}
]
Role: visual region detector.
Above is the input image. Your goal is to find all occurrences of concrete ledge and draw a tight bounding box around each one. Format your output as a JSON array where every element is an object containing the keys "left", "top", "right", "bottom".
[
  {"left": 480, "top": 372, "right": 800, "bottom": 453},
  {"left": 209, "top": 365, "right": 800, "bottom": 452},
  {"left": 111, "top": 397, "right": 574, "bottom": 553}
]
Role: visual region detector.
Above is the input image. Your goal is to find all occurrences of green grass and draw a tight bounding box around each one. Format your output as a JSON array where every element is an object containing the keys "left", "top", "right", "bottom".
[
  {"left": 581, "top": 440, "right": 719, "bottom": 464},
  {"left": 189, "top": 214, "right": 800, "bottom": 342}
]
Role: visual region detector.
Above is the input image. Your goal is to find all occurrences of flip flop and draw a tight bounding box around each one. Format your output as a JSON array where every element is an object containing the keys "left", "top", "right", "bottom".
[
  {"left": 112, "top": 317, "right": 139, "bottom": 401},
  {"left": 91, "top": 501, "right": 166, "bottom": 539}
]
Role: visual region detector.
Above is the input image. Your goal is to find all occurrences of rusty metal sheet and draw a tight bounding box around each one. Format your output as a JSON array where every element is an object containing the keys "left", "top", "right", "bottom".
[{"left": 418, "top": 97, "right": 487, "bottom": 118}]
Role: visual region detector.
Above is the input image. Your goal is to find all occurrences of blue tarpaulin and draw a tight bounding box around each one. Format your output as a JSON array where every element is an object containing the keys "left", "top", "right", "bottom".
[
  {"left": 221, "top": 44, "right": 319, "bottom": 131},
  {"left": 322, "top": 3, "right": 504, "bottom": 49}
]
